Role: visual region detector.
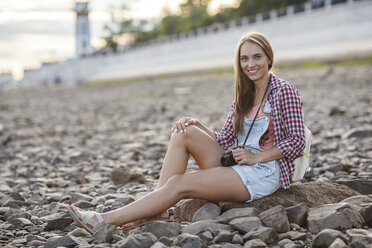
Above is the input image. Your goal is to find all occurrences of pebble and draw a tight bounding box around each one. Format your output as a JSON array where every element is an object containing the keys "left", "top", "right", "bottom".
[{"left": 1, "top": 66, "right": 372, "bottom": 247}]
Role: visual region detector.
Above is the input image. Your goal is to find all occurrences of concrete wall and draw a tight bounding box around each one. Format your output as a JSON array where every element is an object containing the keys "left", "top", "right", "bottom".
[{"left": 19, "top": 0, "right": 372, "bottom": 86}]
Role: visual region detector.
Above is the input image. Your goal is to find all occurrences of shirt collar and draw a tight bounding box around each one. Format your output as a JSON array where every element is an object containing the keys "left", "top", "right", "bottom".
[{"left": 268, "top": 73, "right": 282, "bottom": 94}]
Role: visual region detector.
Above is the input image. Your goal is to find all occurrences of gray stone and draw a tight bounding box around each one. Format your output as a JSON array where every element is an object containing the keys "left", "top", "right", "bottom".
[
  {"left": 346, "top": 229, "right": 372, "bottom": 246},
  {"left": 26, "top": 234, "right": 46, "bottom": 242},
  {"left": 328, "top": 238, "right": 348, "bottom": 248},
  {"left": 114, "top": 232, "right": 157, "bottom": 248},
  {"left": 182, "top": 220, "right": 232, "bottom": 235},
  {"left": 11, "top": 238, "right": 27, "bottom": 245},
  {"left": 142, "top": 221, "right": 181, "bottom": 238},
  {"left": 232, "top": 233, "right": 244, "bottom": 244},
  {"left": 285, "top": 203, "right": 308, "bottom": 226},
  {"left": 242, "top": 226, "right": 277, "bottom": 245},
  {"left": 229, "top": 216, "right": 262, "bottom": 233},
  {"left": 221, "top": 244, "right": 241, "bottom": 248},
  {"left": 92, "top": 224, "right": 117, "bottom": 243},
  {"left": 278, "top": 231, "right": 306, "bottom": 241},
  {"left": 212, "top": 230, "right": 235, "bottom": 243},
  {"left": 174, "top": 233, "right": 201, "bottom": 248},
  {"left": 342, "top": 128, "right": 372, "bottom": 139},
  {"left": 110, "top": 167, "right": 147, "bottom": 185},
  {"left": 150, "top": 241, "right": 168, "bottom": 248},
  {"left": 44, "top": 234, "right": 89, "bottom": 248},
  {"left": 6, "top": 212, "right": 31, "bottom": 222},
  {"left": 192, "top": 203, "right": 221, "bottom": 222},
  {"left": 335, "top": 179, "right": 372, "bottom": 195},
  {"left": 174, "top": 199, "right": 208, "bottom": 222},
  {"left": 199, "top": 230, "right": 213, "bottom": 242},
  {"left": 307, "top": 202, "right": 364, "bottom": 234},
  {"left": 219, "top": 182, "right": 358, "bottom": 212},
  {"left": 277, "top": 238, "right": 295, "bottom": 247},
  {"left": 312, "top": 229, "right": 349, "bottom": 248},
  {"left": 244, "top": 238, "right": 267, "bottom": 248},
  {"left": 341, "top": 195, "right": 372, "bottom": 225},
  {"left": 8, "top": 217, "right": 33, "bottom": 227},
  {"left": 43, "top": 213, "right": 73, "bottom": 231},
  {"left": 158, "top": 236, "right": 173, "bottom": 247},
  {"left": 75, "top": 200, "right": 95, "bottom": 208},
  {"left": 216, "top": 207, "right": 259, "bottom": 223},
  {"left": 68, "top": 227, "right": 91, "bottom": 237},
  {"left": 71, "top": 192, "right": 94, "bottom": 202},
  {"left": 259, "top": 205, "right": 290, "bottom": 233},
  {"left": 28, "top": 240, "right": 45, "bottom": 246}
]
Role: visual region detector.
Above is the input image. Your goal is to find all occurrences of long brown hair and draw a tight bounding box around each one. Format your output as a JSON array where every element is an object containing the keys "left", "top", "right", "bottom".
[{"left": 233, "top": 32, "right": 274, "bottom": 135}]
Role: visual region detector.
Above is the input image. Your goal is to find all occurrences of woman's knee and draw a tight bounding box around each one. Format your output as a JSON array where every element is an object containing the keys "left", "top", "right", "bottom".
[
  {"left": 164, "top": 174, "right": 189, "bottom": 199},
  {"left": 170, "top": 125, "right": 199, "bottom": 143}
]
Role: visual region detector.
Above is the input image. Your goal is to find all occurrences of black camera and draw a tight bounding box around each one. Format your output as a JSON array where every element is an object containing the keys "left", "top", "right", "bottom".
[{"left": 220, "top": 147, "right": 238, "bottom": 167}]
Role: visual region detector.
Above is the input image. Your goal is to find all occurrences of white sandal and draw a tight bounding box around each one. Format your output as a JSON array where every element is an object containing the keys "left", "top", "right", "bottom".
[{"left": 67, "top": 204, "right": 106, "bottom": 235}]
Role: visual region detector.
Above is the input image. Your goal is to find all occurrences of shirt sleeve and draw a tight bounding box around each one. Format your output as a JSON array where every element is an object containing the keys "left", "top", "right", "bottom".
[
  {"left": 214, "top": 100, "right": 236, "bottom": 150},
  {"left": 276, "top": 84, "right": 306, "bottom": 161}
]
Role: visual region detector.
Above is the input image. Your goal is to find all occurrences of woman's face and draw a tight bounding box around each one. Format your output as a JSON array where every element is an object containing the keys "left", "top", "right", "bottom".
[{"left": 239, "top": 41, "right": 271, "bottom": 83}]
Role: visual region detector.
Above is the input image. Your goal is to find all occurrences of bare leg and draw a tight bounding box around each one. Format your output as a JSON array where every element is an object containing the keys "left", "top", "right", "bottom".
[
  {"left": 101, "top": 167, "right": 250, "bottom": 226},
  {"left": 157, "top": 125, "right": 225, "bottom": 189}
]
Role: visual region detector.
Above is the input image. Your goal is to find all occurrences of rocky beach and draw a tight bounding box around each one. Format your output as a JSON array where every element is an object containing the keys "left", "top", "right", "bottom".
[{"left": 0, "top": 65, "right": 371, "bottom": 248}]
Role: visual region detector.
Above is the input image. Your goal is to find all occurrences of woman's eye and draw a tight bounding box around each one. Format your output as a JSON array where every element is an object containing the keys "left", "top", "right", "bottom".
[
  {"left": 255, "top": 55, "right": 261, "bottom": 59},
  {"left": 241, "top": 57, "right": 247, "bottom": 61}
]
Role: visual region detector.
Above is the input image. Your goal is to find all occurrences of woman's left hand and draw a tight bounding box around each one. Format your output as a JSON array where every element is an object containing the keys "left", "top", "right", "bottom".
[{"left": 232, "top": 148, "right": 259, "bottom": 165}]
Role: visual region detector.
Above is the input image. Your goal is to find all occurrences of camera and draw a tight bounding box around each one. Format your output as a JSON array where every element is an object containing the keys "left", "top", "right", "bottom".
[{"left": 220, "top": 147, "right": 238, "bottom": 167}]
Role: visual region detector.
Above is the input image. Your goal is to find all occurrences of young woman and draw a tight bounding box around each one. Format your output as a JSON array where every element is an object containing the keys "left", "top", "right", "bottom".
[{"left": 68, "top": 32, "right": 306, "bottom": 234}]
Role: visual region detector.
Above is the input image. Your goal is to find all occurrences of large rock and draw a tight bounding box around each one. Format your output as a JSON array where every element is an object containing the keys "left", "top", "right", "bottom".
[
  {"left": 285, "top": 203, "right": 309, "bottom": 227},
  {"left": 173, "top": 199, "right": 208, "bottom": 222},
  {"left": 92, "top": 224, "right": 117, "bottom": 243},
  {"left": 215, "top": 207, "right": 259, "bottom": 223},
  {"left": 141, "top": 221, "right": 181, "bottom": 238},
  {"left": 219, "top": 182, "right": 359, "bottom": 212},
  {"left": 341, "top": 195, "right": 372, "bottom": 225},
  {"left": 334, "top": 179, "right": 372, "bottom": 195},
  {"left": 312, "top": 229, "right": 349, "bottom": 248},
  {"left": 182, "top": 220, "right": 232, "bottom": 235},
  {"left": 307, "top": 202, "right": 364, "bottom": 234},
  {"left": 258, "top": 205, "right": 290, "bottom": 233},
  {"left": 346, "top": 229, "right": 372, "bottom": 247},
  {"left": 229, "top": 216, "right": 262, "bottom": 234},
  {"left": 110, "top": 167, "right": 147, "bottom": 186},
  {"left": 174, "top": 233, "right": 201, "bottom": 248},
  {"left": 44, "top": 234, "right": 89, "bottom": 248},
  {"left": 242, "top": 226, "right": 277, "bottom": 245},
  {"left": 342, "top": 128, "right": 372, "bottom": 139},
  {"left": 243, "top": 239, "right": 267, "bottom": 248},
  {"left": 114, "top": 232, "right": 157, "bottom": 248},
  {"left": 43, "top": 213, "right": 73, "bottom": 231},
  {"left": 192, "top": 203, "right": 221, "bottom": 222}
]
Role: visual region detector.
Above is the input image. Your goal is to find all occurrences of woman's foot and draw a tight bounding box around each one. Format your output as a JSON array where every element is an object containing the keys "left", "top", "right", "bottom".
[
  {"left": 122, "top": 210, "right": 170, "bottom": 230},
  {"left": 67, "top": 204, "right": 106, "bottom": 235}
]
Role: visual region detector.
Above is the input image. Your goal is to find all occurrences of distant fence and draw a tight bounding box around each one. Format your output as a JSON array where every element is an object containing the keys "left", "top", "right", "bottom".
[{"left": 18, "top": 0, "right": 372, "bottom": 87}]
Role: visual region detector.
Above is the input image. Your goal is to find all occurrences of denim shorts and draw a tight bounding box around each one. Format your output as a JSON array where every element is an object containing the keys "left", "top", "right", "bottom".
[{"left": 231, "top": 161, "right": 281, "bottom": 202}]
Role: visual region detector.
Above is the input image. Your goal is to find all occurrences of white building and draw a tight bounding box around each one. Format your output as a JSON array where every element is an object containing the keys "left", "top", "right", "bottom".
[
  {"left": 0, "top": 72, "right": 12, "bottom": 88},
  {"left": 75, "top": 1, "right": 94, "bottom": 57}
]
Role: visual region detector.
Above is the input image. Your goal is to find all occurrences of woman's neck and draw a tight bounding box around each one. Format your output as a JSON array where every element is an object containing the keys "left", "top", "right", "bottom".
[{"left": 253, "top": 73, "right": 271, "bottom": 103}]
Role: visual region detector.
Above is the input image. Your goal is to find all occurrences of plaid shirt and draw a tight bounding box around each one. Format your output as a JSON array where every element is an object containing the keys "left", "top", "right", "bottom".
[{"left": 215, "top": 74, "right": 305, "bottom": 189}]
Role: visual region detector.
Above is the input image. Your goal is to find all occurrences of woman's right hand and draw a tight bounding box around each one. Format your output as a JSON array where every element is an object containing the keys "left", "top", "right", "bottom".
[{"left": 172, "top": 117, "right": 198, "bottom": 133}]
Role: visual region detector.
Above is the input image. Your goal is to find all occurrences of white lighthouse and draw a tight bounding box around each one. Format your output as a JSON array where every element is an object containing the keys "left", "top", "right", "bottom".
[{"left": 74, "top": 1, "right": 93, "bottom": 57}]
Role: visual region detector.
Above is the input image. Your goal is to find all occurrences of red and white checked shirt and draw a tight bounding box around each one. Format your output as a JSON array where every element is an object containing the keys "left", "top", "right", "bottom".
[{"left": 215, "top": 74, "right": 306, "bottom": 189}]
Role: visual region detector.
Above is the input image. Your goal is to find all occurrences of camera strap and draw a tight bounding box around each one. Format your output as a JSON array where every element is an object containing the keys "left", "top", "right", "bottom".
[{"left": 236, "top": 78, "right": 270, "bottom": 147}]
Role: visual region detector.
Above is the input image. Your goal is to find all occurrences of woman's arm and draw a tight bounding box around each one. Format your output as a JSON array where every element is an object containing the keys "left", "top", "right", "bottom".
[
  {"left": 233, "top": 146, "right": 284, "bottom": 165},
  {"left": 275, "top": 84, "right": 306, "bottom": 161},
  {"left": 172, "top": 101, "right": 236, "bottom": 150},
  {"left": 171, "top": 117, "right": 216, "bottom": 140}
]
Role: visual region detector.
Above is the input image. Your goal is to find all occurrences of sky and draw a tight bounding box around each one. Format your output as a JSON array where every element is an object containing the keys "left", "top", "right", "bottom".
[{"left": 0, "top": 0, "right": 235, "bottom": 80}]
